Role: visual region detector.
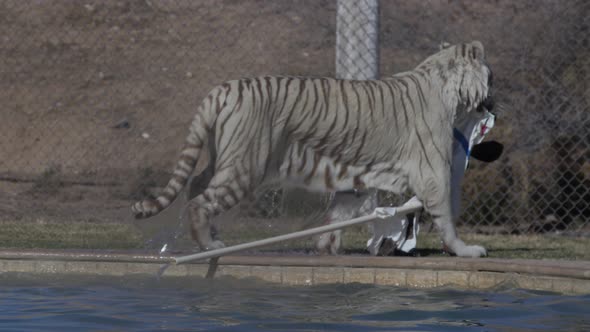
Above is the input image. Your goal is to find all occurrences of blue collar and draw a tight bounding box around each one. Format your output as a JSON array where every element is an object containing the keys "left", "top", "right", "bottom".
[{"left": 453, "top": 128, "right": 470, "bottom": 157}]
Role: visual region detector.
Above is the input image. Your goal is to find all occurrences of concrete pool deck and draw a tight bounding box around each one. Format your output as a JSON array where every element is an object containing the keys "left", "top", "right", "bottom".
[{"left": 1, "top": 249, "right": 589, "bottom": 295}]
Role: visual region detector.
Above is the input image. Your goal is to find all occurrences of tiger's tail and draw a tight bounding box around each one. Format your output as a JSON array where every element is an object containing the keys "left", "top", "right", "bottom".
[{"left": 132, "top": 92, "right": 220, "bottom": 219}]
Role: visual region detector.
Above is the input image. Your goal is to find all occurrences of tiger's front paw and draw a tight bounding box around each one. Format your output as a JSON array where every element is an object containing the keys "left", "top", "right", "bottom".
[
  {"left": 459, "top": 245, "right": 487, "bottom": 257},
  {"left": 445, "top": 242, "right": 487, "bottom": 258}
]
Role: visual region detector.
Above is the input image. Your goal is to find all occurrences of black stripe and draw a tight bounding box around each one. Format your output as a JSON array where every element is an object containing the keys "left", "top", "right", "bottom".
[
  {"left": 377, "top": 82, "right": 386, "bottom": 118},
  {"left": 304, "top": 152, "right": 321, "bottom": 184},
  {"left": 365, "top": 81, "right": 376, "bottom": 123},
  {"left": 283, "top": 79, "right": 307, "bottom": 133},
  {"left": 286, "top": 82, "right": 312, "bottom": 138},
  {"left": 340, "top": 80, "right": 350, "bottom": 130},
  {"left": 331, "top": 132, "right": 348, "bottom": 163},
  {"left": 352, "top": 130, "right": 368, "bottom": 164},
  {"left": 384, "top": 81, "right": 402, "bottom": 133},
  {"left": 337, "top": 165, "right": 348, "bottom": 179},
  {"left": 322, "top": 78, "right": 331, "bottom": 121},
  {"left": 348, "top": 125, "right": 360, "bottom": 157},
  {"left": 351, "top": 82, "right": 363, "bottom": 134},
  {"left": 218, "top": 82, "right": 250, "bottom": 167},
  {"left": 316, "top": 79, "right": 338, "bottom": 153},
  {"left": 286, "top": 146, "right": 294, "bottom": 176},
  {"left": 253, "top": 78, "right": 268, "bottom": 182},
  {"left": 298, "top": 145, "right": 308, "bottom": 173},
  {"left": 262, "top": 77, "right": 277, "bottom": 178},
  {"left": 394, "top": 79, "right": 411, "bottom": 126},
  {"left": 398, "top": 78, "right": 417, "bottom": 121},
  {"left": 324, "top": 164, "right": 334, "bottom": 190},
  {"left": 301, "top": 79, "right": 324, "bottom": 141},
  {"left": 277, "top": 77, "right": 293, "bottom": 117},
  {"left": 414, "top": 130, "right": 436, "bottom": 175},
  {"left": 248, "top": 78, "right": 264, "bottom": 177}
]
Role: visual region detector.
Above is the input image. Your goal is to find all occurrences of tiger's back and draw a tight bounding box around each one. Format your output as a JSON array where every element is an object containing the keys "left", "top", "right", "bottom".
[{"left": 214, "top": 76, "right": 442, "bottom": 193}]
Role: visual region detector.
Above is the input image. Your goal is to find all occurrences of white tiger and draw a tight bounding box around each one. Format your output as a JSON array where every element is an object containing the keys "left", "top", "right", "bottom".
[
  {"left": 316, "top": 108, "right": 502, "bottom": 255},
  {"left": 133, "top": 41, "right": 495, "bottom": 258}
]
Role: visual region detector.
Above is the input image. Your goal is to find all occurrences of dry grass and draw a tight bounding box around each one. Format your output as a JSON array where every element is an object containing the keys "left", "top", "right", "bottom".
[
  {"left": 416, "top": 233, "right": 590, "bottom": 260},
  {"left": 0, "top": 221, "right": 143, "bottom": 250},
  {"left": 1, "top": 221, "right": 589, "bottom": 261}
]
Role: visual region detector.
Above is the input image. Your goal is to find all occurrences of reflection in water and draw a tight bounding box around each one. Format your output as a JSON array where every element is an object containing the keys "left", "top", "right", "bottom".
[{"left": 1, "top": 273, "right": 589, "bottom": 331}]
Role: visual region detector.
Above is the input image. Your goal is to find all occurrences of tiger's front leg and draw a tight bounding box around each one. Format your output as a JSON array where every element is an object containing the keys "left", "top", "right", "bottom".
[
  {"left": 432, "top": 213, "right": 486, "bottom": 257},
  {"left": 417, "top": 176, "right": 486, "bottom": 258},
  {"left": 427, "top": 198, "right": 486, "bottom": 257}
]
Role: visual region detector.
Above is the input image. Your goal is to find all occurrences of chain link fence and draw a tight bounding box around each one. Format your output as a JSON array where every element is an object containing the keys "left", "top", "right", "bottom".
[
  {"left": 335, "top": 0, "right": 379, "bottom": 80},
  {"left": 0, "top": 0, "right": 588, "bottom": 248}
]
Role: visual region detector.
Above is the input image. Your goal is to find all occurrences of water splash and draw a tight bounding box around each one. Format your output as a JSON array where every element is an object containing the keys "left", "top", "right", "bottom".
[
  {"left": 156, "top": 263, "right": 171, "bottom": 281},
  {"left": 154, "top": 210, "right": 188, "bottom": 281}
]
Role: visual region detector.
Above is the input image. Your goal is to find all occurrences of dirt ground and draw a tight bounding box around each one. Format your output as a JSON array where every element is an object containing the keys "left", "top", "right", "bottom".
[
  {"left": 0, "top": 1, "right": 588, "bottom": 237},
  {"left": 0, "top": 0, "right": 338, "bottom": 225}
]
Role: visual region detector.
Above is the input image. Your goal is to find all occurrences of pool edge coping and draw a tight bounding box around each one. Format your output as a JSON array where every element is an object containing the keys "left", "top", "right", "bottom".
[{"left": 1, "top": 249, "right": 589, "bottom": 295}]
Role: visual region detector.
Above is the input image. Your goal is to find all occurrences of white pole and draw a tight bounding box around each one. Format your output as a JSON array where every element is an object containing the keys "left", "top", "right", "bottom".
[{"left": 173, "top": 199, "right": 423, "bottom": 265}]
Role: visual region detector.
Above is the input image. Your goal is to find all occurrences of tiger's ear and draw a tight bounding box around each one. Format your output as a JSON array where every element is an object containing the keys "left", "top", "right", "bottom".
[
  {"left": 471, "top": 41, "right": 485, "bottom": 61},
  {"left": 439, "top": 41, "right": 452, "bottom": 51},
  {"left": 470, "top": 140, "right": 503, "bottom": 162}
]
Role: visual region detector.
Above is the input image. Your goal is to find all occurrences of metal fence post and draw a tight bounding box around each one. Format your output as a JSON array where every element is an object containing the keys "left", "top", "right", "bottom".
[
  {"left": 329, "top": 0, "right": 383, "bottom": 247},
  {"left": 336, "top": 0, "right": 380, "bottom": 80}
]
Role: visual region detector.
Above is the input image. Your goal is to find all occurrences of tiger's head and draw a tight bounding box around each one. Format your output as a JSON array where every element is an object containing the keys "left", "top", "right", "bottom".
[{"left": 418, "top": 41, "right": 494, "bottom": 116}]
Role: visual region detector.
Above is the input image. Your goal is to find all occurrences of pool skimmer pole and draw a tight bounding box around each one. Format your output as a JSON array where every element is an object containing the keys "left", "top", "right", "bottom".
[{"left": 172, "top": 199, "right": 423, "bottom": 265}]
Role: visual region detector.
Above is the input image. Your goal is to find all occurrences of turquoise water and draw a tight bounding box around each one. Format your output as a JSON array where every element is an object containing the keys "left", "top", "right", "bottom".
[{"left": 0, "top": 273, "right": 588, "bottom": 331}]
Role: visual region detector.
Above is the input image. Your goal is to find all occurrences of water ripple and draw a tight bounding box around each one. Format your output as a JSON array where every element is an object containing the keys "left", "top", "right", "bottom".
[{"left": 0, "top": 273, "right": 588, "bottom": 331}]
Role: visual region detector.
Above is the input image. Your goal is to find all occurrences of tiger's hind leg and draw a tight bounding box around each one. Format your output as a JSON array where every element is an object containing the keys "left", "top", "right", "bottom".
[
  {"left": 187, "top": 168, "right": 250, "bottom": 251},
  {"left": 317, "top": 190, "right": 378, "bottom": 255}
]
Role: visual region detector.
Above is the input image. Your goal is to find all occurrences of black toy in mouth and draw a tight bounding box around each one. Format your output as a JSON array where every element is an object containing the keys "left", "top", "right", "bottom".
[{"left": 477, "top": 96, "right": 495, "bottom": 113}]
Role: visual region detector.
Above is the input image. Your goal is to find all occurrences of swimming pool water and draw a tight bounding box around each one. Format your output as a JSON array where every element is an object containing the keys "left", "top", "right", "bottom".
[{"left": 0, "top": 273, "right": 588, "bottom": 331}]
